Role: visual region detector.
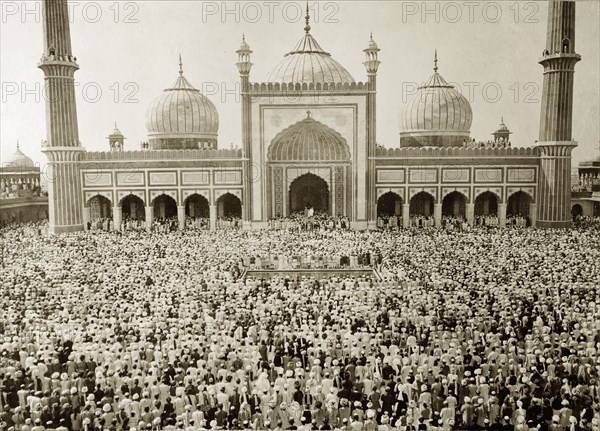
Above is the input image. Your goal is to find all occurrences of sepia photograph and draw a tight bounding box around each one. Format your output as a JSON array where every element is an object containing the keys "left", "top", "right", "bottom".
[{"left": 1, "top": 0, "right": 599, "bottom": 430}]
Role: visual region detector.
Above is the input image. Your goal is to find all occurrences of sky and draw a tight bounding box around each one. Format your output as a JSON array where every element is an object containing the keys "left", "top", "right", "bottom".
[{"left": 1, "top": 0, "right": 599, "bottom": 167}]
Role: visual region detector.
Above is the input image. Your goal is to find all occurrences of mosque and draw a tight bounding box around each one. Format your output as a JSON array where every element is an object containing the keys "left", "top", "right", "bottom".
[{"left": 4, "top": 0, "right": 596, "bottom": 232}]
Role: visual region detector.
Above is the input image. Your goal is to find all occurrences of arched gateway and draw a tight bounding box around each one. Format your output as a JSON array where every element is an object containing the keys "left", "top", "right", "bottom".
[{"left": 267, "top": 112, "right": 351, "bottom": 218}]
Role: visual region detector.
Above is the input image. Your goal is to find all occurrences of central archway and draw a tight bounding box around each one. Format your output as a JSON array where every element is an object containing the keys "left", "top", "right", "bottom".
[{"left": 289, "top": 173, "right": 329, "bottom": 214}]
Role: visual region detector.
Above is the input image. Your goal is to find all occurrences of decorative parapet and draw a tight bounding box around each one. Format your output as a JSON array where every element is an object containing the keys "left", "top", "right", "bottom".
[
  {"left": 83, "top": 148, "right": 244, "bottom": 161},
  {"left": 375, "top": 146, "right": 540, "bottom": 158},
  {"left": 246, "top": 81, "right": 372, "bottom": 94}
]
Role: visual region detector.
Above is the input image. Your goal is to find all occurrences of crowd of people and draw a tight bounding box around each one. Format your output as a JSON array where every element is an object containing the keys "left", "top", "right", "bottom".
[
  {"left": 268, "top": 213, "right": 350, "bottom": 231},
  {"left": 474, "top": 216, "right": 500, "bottom": 227},
  {"left": 0, "top": 220, "right": 599, "bottom": 431}
]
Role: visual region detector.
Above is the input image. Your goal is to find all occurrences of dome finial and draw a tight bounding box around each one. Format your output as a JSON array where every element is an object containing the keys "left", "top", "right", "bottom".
[
  {"left": 306, "top": 110, "right": 312, "bottom": 118},
  {"left": 179, "top": 54, "right": 183, "bottom": 76},
  {"left": 434, "top": 49, "right": 438, "bottom": 72},
  {"left": 242, "top": 33, "right": 245, "bottom": 42},
  {"left": 304, "top": 1, "right": 311, "bottom": 33},
  {"left": 16, "top": 140, "right": 20, "bottom": 150}
]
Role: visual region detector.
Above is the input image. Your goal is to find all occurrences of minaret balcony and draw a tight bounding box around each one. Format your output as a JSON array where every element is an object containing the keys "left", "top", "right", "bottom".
[
  {"left": 38, "top": 54, "right": 79, "bottom": 69},
  {"left": 538, "top": 52, "right": 581, "bottom": 65}
]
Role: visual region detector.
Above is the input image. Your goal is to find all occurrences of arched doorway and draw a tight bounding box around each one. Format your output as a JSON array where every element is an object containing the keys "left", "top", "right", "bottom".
[
  {"left": 442, "top": 191, "right": 467, "bottom": 218},
  {"left": 571, "top": 204, "right": 583, "bottom": 220},
  {"left": 507, "top": 191, "right": 532, "bottom": 218},
  {"left": 88, "top": 195, "right": 112, "bottom": 220},
  {"left": 507, "top": 191, "right": 532, "bottom": 226},
  {"left": 121, "top": 195, "right": 145, "bottom": 220},
  {"left": 153, "top": 194, "right": 177, "bottom": 220},
  {"left": 377, "top": 192, "right": 402, "bottom": 217},
  {"left": 217, "top": 193, "right": 242, "bottom": 218},
  {"left": 185, "top": 194, "right": 209, "bottom": 218},
  {"left": 409, "top": 192, "right": 434, "bottom": 216},
  {"left": 474, "top": 192, "right": 499, "bottom": 217},
  {"left": 289, "top": 173, "right": 329, "bottom": 215}
]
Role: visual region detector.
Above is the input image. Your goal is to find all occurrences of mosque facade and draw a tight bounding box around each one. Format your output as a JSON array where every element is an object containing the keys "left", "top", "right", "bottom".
[{"left": 33, "top": 0, "right": 591, "bottom": 234}]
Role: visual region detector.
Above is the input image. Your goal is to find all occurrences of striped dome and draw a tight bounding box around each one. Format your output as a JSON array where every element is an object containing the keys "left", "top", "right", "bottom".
[
  {"left": 268, "top": 113, "right": 351, "bottom": 161},
  {"left": 401, "top": 70, "right": 472, "bottom": 135},
  {"left": 267, "top": 31, "right": 355, "bottom": 85},
  {"left": 146, "top": 70, "right": 218, "bottom": 141}
]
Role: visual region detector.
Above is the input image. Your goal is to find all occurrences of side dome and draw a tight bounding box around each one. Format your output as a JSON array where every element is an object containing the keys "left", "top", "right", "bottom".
[
  {"left": 268, "top": 112, "right": 351, "bottom": 161},
  {"left": 5, "top": 142, "right": 35, "bottom": 168},
  {"left": 400, "top": 53, "right": 472, "bottom": 148},
  {"left": 266, "top": 10, "right": 354, "bottom": 85},
  {"left": 146, "top": 59, "right": 218, "bottom": 150}
]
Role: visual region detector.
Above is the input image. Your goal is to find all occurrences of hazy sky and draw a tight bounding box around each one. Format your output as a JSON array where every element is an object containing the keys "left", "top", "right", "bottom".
[{"left": 1, "top": 1, "right": 599, "bottom": 166}]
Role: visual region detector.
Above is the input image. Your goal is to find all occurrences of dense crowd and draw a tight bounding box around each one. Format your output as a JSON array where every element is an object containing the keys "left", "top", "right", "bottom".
[
  {"left": 0, "top": 221, "right": 599, "bottom": 431},
  {"left": 268, "top": 213, "right": 350, "bottom": 231}
]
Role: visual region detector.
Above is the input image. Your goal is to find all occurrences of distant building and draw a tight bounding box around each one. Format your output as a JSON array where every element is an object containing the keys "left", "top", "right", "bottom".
[{"left": 0, "top": 143, "right": 48, "bottom": 226}]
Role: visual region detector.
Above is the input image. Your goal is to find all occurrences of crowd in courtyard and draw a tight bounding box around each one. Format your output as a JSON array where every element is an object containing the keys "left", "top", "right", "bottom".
[{"left": 0, "top": 220, "right": 599, "bottom": 431}]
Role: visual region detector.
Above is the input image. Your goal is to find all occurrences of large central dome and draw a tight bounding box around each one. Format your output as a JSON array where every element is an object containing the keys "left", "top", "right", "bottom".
[
  {"left": 267, "top": 12, "right": 355, "bottom": 85},
  {"left": 400, "top": 53, "right": 472, "bottom": 148},
  {"left": 146, "top": 59, "right": 218, "bottom": 150}
]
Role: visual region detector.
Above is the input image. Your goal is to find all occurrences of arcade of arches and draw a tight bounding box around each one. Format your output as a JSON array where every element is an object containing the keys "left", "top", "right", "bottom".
[
  {"left": 371, "top": 189, "right": 537, "bottom": 228},
  {"left": 83, "top": 192, "right": 243, "bottom": 231},
  {"left": 82, "top": 188, "right": 538, "bottom": 230}
]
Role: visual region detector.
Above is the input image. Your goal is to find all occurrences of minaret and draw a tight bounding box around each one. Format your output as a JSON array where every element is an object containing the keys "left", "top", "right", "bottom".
[
  {"left": 535, "top": 0, "right": 581, "bottom": 228},
  {"left": 38, "top": 0, "right": 85, "bottom": 234},
  {"left": 236, "top": 35, "right": 253, "bottom": 223},
  {"left": 364, "top": 33, "right": 380, "bottom": 225}
]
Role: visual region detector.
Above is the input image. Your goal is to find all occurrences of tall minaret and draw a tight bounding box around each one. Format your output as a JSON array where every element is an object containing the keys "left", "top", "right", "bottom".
[
  {"left": 535, "top": 0, "right": 581, "bottom": 228},
  {"left": 364, "top": 33, "right": 380, "bottom": 225},
  {"left": 38, "top": 0, "right": 85, "bottom": 234},
  {"left": 236, "top": 35, "right": 253, "bottom": 223}
]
